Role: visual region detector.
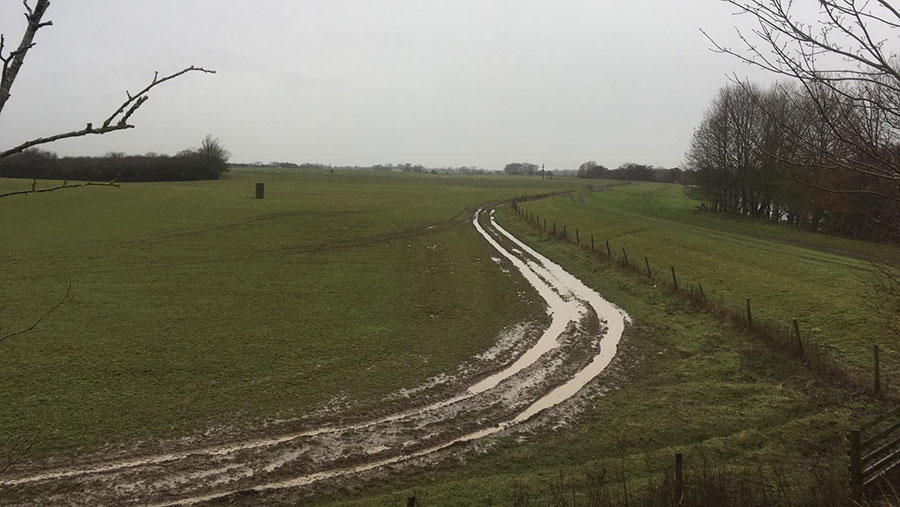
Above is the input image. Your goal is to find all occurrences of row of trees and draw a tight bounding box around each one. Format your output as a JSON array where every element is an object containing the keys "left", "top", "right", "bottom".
[
  {"left": 503, "top": 162, "right": 540, "bottom": 175},
  {"left": 576, "top": 161, "right": 683, "bottom": 183},
  {"left": 0, "top": 135, "right": 230, "bottom": 182},
  {"left": 686, "top": 0, "right": 900, "bottom": 361},
  {"left": 684, "top": 81, "right": 899, "bottom": 240},
  {"left": 680, "top": 0, "right": 900, "bottom": 245},
  {"left": 237, "top": 161, "right": 494, "bottom": 174}
]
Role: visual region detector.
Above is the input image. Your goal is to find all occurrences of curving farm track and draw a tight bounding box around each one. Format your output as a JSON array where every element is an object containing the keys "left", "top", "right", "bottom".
[{"left": 1, "top": 205, "right": 630, "bottom": 506}]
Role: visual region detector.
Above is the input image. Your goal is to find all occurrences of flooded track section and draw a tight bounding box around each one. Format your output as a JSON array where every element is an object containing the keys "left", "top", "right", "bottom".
[{"left": 2, "top": 205, "right": 630, "bottom": 506}]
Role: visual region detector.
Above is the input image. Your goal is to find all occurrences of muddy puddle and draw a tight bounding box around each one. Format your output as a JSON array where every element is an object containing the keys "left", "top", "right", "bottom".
[{"left": 2, "top": 205, "right": 630, "bottom": 506}]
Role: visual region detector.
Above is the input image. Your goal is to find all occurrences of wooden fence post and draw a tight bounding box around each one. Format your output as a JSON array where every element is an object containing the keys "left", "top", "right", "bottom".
[
  {"left": 645, "top": 257, "right": 652, "bottom": 277},
  {"left": 563, "top": 225, "right": 567, "bottom": 240},
  {"left": 697, "top": 282, "right": 706, "bottom": 300},
  {"left": 576, "top": 229, "right": 580, "bottom": 244},
  {"left": 793, "top": 319, "right": 803, "bottom": 356},
  {"left": 671, "top": 266, "right": 678, "bottom": 290},
  {"left": 849, "top": 429, "right": 862, "bottom": 502},
  {"left": 591, "top": 234, "right": 595, "bottom": 251},
  {"left": 407, "top": 493, "right": 417, "bottom": 507},
  {"left": 606, "top": 240, "right": 611, "bottom": 257},
  {"left": 621, "top": 248, "right": 629, "bottom": 266},
  {"left": 675, "top": 453, "right": 684, "bottom": 504},
  {"left": 874, "top": 344, "right": 881, "bottom": 395},
  {"left": 746, "top": 299, "right": 753, "bottom": 328},
  {"left": 553, "top": 222, "right": 556, "bottom": 236},
  {"left": 255, "top": 182, "right": 265, "bottom": 199}
]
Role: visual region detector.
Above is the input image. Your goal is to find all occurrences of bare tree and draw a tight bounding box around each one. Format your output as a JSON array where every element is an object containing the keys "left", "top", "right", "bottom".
[
  {"left": 705, "top": 0, "right": 900, "bottom": 337},
  {"left": 198, "top": 134, "right": 231, "bottom": 176},
  {"left": 0, "top": 0, "right": 215, "bottom": 197},
  {"left": 704, "top": 0, "right": 899, "bottom": 199}
]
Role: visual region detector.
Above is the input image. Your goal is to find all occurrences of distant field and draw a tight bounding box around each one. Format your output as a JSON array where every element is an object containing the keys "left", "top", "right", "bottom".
[
  {"left": 513, "top": 181, "right": 900, "bottom": 385},
  {"left": 0, "top": 169, "right": 572, "bottom": 457}
]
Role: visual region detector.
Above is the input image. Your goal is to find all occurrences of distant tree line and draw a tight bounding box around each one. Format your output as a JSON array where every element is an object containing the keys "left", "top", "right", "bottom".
[
  {"left": 0, "top": 136, "right": 230, "bottom": 182},
  {"left": 684, "top": 82, "right": 900, "bottom": 241},
  {"left": 236, "top": 161, "right": 497, "bottom": 175},
  {"left": 372, "top": 163, "right": 494, "bottom": 174},
  {"left": 576, "top": 161, "right": 683, "bottom": 183},
  {"left": 503, "top": 162, "right": 540, "bottom": 175}
]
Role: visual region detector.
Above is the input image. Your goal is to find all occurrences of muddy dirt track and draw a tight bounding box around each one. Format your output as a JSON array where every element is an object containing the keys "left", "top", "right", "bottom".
[{"left": 1, "top": 205, "right": 630, "bottom": 506}]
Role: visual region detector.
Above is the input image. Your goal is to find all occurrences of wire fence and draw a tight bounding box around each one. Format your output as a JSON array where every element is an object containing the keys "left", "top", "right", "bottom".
[
  {"left": 511, "top": 194, "right": 893, "bottom": 400},
  {"left": 513, "top": 191, "right": 900, "bottom": 501}
]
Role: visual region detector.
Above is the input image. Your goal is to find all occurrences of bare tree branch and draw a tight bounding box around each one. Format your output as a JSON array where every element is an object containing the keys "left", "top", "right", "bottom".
[
  {"left": 0, "top": 178, "right": 119, "bottom": 199},
  {"left": 0, "top": 283, "right": 72, "bottom": 345},
  {"left": 1, "top": 0, "right": 215, "bottom": 170},
  {"left": 705, "top": 0, "right": 900, "bottom": 188},
  {"left": 0, "top": 2, "right": 215, "bottom": 201},
  {"left": 101, "top": 66, "right": 214, "bottom": 129},
  {"left": 0, "top": 0, "right": 51, "bottom": 116},
  {"left": 0, "top": 65, "right": 215, "bottom": 162}
]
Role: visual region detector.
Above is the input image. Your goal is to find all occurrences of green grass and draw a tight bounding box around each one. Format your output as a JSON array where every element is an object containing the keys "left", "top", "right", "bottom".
[
  {"left": 0, "top": 173, "right": 891, "bottom": 506},
  {"left": 0, "top": 169, "right": 572, "bottom": 457},
  {"left": 282, "top": 199, "right": 882, "bottom": 506},
  {"left": 514, "top": 181, "right": 900, "bottom": 387}
]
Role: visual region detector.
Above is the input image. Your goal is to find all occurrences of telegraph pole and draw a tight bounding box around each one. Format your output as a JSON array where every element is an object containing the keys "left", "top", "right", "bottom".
[{"left": 541, "top": 163, "right": 545, "bottom": 180}]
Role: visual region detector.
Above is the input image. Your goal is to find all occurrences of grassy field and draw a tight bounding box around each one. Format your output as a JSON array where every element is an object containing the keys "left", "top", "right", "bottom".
[
  {"left": 0, "top": 173, "right": 894, "bottom": 505},
  {"left": 288, "top": 182, "right": 895, "bottom": 506},
  {"left": 0, "top": 169, "right": 572, "bottom": 457}
]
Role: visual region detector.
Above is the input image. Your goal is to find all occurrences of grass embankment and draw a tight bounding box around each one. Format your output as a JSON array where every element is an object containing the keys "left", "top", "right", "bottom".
[
  {"left": 0, "top": 170, "right": 571, "bottom": 458},
  {"left": 302, "top": 183, "right": 894, "bottom": 506},
  {"left": 515, "top": 181, "right": 900, "bottom": 390}
]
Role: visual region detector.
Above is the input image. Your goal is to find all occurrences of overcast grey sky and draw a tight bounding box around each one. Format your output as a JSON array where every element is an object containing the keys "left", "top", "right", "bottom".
[{"left": 0, "top": 1, "right": 801, "bottom": 171}]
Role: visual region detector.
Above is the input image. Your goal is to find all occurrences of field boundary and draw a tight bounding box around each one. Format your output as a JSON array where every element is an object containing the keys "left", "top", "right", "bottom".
[{"left": 511, "top": 192, "right": 895, "bottom": 402}]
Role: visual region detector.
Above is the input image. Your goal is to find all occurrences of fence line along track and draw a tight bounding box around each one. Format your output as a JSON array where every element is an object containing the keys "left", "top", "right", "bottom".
[
  {"left": 512, "top": 191, "right": 894, "bottom": 401},
  {"left": 513, "top": 189, "right": 900, "bottom": 501}
]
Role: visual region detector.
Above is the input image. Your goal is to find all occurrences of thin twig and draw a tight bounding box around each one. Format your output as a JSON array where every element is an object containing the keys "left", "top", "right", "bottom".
[
  {"left": 0, "top": 179, "right": 120, "bottom": 199},
  {"left": 0, "top": 283, "right": 73, "bottom": 345}
]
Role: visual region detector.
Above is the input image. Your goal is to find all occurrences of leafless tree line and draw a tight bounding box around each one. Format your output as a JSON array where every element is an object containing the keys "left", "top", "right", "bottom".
[
  {"left": 701, "top": 0, "right": 899, "bottom": 196},
  {"left": 696, "top": 0, "right": 900, "bottom": 337},
  {"left": 686, "top": 81, "right": 899, "bottom": 239},
  {"left": 692, "top": 0, "right": 900, "bottom": 237}
]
